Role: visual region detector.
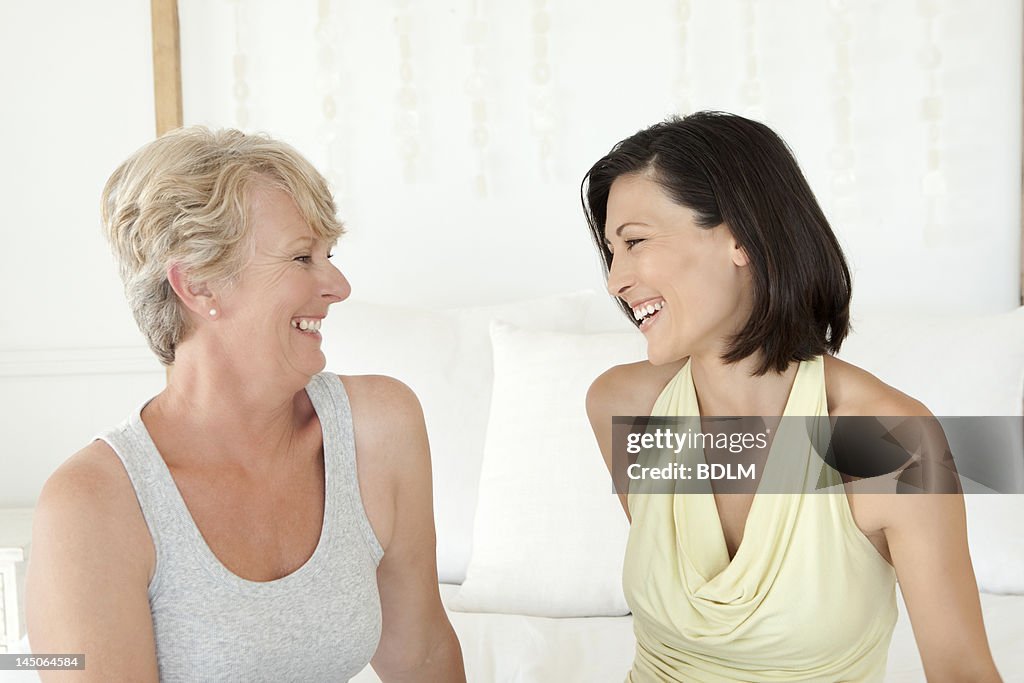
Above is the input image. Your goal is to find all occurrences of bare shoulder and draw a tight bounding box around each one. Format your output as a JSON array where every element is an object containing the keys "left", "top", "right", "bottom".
[
  {"left": 339, "top": 374, "right": 421, "bottom": 414},
  {"left": 336, "top": 374, "right": 429, "bottom": 552},
  {"left": 823, "top": 355, "right": 931, "bottom": 418},
  {"left": 337, "top": 374, "right": 426, "bottom": 452},
  {"left": 824, "top": 356, "right": 948, "bottom": 534},
  {"left": 587, "top": 358, "right": 687, "bottom": 418},
  {"left": 34, "top": 440, "right": 154, "bottom": 573},
  {"left": 587, "top": 359, "right": 686, "bottom": 522},
  {"left": 28, "top": 441, "right": 159, "bottom": 679},
  {"left": 41, "top": 440, "right": 132, "bottom": 507}
]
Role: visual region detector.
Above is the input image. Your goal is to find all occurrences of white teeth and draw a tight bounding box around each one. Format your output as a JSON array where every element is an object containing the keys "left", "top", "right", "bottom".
[
  {"left": 300, "top": 320, "right": 310, "bottom": 330},
  {"left": 632, "top": 301, "right": 664, "bottom": 322},
  {"left": 292, "top": 318, "right": 321, "bottom": 332}
]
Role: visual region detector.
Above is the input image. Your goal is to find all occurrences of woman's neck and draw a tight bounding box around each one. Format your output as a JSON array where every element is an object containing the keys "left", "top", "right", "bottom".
[
  {"left": 687, "top": 351, "right": 800, "bottom": 417},
  {"left": 144, "top": 349, "right": 311, "bottom": 470}
]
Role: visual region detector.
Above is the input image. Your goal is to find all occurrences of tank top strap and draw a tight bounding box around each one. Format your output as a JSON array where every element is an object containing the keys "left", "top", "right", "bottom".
[
  {"left": 96, "top": 406, "right": 197, "bottom": 599},
  {"left": 306, "top": 373, "right": 384, "bottom": 563}
]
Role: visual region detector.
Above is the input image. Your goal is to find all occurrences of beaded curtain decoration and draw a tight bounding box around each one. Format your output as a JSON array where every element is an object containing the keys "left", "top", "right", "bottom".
[{"left": 465, "top": 0, "right": 491, "bottom": 197}]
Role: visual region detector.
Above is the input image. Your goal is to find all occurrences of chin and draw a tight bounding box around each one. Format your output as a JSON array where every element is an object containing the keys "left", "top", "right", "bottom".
[
  {"left": 287, "top": 354, "right": 327, "bottom": 382},
  {"left": 306, "top": 354, "right": 328, "bottom": 376}
]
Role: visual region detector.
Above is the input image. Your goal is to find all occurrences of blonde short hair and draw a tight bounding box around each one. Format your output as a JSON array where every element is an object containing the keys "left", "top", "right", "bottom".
[{"left": 101, "top": 127, "right": 344, "bottom": 365}]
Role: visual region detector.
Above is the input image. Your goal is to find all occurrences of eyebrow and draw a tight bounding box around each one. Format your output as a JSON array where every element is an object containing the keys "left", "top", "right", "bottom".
[{"left": 603, "top": 221, "right": 651, "bottom": 245}]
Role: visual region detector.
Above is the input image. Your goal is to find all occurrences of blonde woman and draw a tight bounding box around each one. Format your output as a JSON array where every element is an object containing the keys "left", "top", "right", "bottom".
[{"left": 27, "top": 128, "right": 464, "bottom": 682}]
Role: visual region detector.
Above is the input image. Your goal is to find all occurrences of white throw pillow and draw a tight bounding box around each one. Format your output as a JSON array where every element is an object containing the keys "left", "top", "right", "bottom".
[
  {"left": 322, "top": 292, "right": 612, "bottom": 583},
  {"left": 839, "top": 307, "right": 1024, "bottom": 594},
  {"left": 451, "top": 322, "right": 645, "bottom": 617}
]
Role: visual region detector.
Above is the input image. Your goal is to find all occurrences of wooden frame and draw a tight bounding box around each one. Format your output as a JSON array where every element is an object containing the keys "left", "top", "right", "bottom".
[
  {"left": 151, "top": 0, "right": 182, "bottom": 137},
  {"left": 152, "top": 0, "right": 181, "bottom": 380}
]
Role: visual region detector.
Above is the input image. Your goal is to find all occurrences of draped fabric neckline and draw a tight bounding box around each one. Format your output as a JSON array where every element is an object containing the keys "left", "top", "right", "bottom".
[
  {"left": 672, "top": 357, "right": 823, "bottom": 589},
  {"left": 635, "top": 355, "right": 838, "bottom": 635}
]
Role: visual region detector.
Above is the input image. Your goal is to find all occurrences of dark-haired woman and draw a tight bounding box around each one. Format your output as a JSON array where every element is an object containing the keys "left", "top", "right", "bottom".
[{"left": 584, "top": 112, "right": 1001, "bottom": 682}]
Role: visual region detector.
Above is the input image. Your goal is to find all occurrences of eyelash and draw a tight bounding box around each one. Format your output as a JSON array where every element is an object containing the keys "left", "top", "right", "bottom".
[
  {"left": 295, "top": 252, "right": 335, "bottom": 264},
  {"left": 606, "top": 240, "right": 638, "bottom": 255}
]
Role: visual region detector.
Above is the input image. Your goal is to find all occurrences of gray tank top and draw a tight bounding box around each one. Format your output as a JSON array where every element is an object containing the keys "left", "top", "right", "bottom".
[{"left": 98, "top": 373, "right": 384, "bottom": 682}]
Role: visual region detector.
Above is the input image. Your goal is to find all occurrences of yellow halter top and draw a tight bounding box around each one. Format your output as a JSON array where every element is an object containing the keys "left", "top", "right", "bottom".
[{"left": 623, "top": 356, "right": 897, "bottom": 682}]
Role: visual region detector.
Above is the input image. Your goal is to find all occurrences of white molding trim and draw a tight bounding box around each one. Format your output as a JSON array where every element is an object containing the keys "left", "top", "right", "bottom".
[{"left": 0, "top": 346, "right": 163, "bottom": 378}]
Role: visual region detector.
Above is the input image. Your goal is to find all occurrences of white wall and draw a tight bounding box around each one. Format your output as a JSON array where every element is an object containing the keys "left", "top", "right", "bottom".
[
  {"left": 0, "top": 0, "right": 1021, "bottom": 507},
  {"left": 0, "top": 1, "right": 166, "bottom": 507},
  {"left": 178, "top": 0, "right": 1022, "bottom": 314}
]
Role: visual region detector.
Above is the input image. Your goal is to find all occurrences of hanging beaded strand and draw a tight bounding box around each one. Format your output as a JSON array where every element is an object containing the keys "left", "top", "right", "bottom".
[
  {"left": 315, "top": 0, "right": 350, "bottom": 202},
  {"left": 465, "top": 0, "right": 490, "bottom": 197},
  {"left": 673, "top": 0, "right": 693, "bottom": 116},
  {"left": 230, "top": 0, "right": 249, "bottom": 129},
  {"left": 919, "top": 0, "right": 946, "bottom": 242},
  {"left": 529, "top": 0, "right": 556, "bottom": 180},
  {"left": 829, "top": 0, "right": 857, "bottom": 224},
  {"left": 740, "top": 0, "right": 763, "bottom": 121},
  {"left": 394, "top": 0, "right": 420, "bottom": 183}
]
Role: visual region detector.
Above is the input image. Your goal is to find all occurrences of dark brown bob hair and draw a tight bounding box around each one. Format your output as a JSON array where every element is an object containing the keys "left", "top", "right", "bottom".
[{"left": 581, "top": 111, "right": 852, "bottom": 376}]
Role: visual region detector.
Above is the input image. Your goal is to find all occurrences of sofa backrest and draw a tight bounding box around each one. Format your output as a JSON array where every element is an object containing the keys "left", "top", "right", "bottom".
[{"left": 323, "top": 292, "right": 1024, "bottom": 585}]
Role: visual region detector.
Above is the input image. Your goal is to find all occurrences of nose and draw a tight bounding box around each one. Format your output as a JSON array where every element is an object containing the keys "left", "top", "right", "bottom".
[
  {"left": 606, "top": 253, "right": 634, "bottom": 299},
  {"left": 322, "top": 261, "right": 351, "bottom": 304}
]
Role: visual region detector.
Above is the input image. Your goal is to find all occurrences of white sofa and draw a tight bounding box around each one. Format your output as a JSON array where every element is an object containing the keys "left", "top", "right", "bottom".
[
  {"left": 10, "top": 293, "right": 1023, "bottom": 682},
  {"left": 322, "top": 291, "right": 1024, "bottom": 682}
]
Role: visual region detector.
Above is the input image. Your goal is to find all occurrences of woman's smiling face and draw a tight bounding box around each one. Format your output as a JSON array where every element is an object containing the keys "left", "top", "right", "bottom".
[
  {"left": 212, "top": 182, "right": 350, "bottom": 381},
  {"left": 603, "top": 173, "right": 753, "bottom": 365}
]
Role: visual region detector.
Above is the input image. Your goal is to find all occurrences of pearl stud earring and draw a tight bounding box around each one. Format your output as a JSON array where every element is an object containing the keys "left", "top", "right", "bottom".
[{"left": 209, "top": 309, "right": 217, "bottom": 317}]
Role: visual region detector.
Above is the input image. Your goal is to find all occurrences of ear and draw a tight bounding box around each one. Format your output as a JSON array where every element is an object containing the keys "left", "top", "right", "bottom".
[
  {"left": 167, "top": 263, "right": 216, "bottom": 317},
  {"left": 729, "top": 237, "right": 750, "bottom": 268}
]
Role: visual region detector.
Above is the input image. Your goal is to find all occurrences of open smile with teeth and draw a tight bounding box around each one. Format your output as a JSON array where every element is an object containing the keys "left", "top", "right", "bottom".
[
  {"left": 291, "top": 318, "right": 322, "bottom": 334},
  {"left": 632, "top": 300, "right": 664, "bottom": 329}
]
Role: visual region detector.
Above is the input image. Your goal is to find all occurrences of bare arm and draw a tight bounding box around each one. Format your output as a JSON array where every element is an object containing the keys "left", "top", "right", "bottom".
[
  {"left": 26, "top": 443, "right": 160, "bottom": 682},
  {"left": 345, "top": 376, "right": 465, "bottom": 682},
  {"left": 586, "top": 368, "right": 631, "bottom": 521},
  {"left": 884, "top": 489, "right": 1002, "bottom": 682},
  {"left": 585, "top": 360, "right": 683, "bottom": 522},
  {"left": 854, "top": 393, "right": 1004, "bottom": 682}
]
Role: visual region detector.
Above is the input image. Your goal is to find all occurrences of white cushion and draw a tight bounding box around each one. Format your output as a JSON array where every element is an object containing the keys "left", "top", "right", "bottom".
[
  {"left": 451, "top": 322, "right": 645, "bottom": 617},
  {"left": 322, "top": 291, "right": 626, "bottom": 583},
  {"left": 839, "top": 307, "right": 1024, "bottom": 416},
  {"left": 328, "top": 292, "right": 1024, "bottom": 596},
  {"left": 840, "top": 307, "right": 1024, "bottom": 594}
]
